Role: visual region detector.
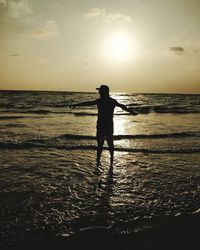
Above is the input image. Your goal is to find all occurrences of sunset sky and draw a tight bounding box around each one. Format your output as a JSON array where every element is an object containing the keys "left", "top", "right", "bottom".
[{"left": 0, "top": 0, "right": 200, "bottom": 93}]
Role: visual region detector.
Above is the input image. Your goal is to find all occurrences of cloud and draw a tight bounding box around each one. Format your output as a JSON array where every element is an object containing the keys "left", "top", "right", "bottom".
[
  {"left": 84, "top": 8, "right": 132, "bottom": 23},
  {"left": 0, "top": 1, "right": 60, "bottom": 39},
  {"left": 0, "top": 0, "right": 7, "bottom": 10},
  {"left": 4, "top": 0, "right": 32, "bottom": 19},
  {"left": 169, "top": 46, "right": 184, "bottom": 55},
  {"left": 30, "top": 20, "right": 59, "bottom": 38},
  {"left": 0, "top": 0, "right": 8, "bottom": 14}
]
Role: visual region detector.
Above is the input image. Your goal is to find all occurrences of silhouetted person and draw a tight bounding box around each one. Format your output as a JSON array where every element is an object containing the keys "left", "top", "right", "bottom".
[{"left": 70, "top": 85, "right": 136, "bottom": 166}]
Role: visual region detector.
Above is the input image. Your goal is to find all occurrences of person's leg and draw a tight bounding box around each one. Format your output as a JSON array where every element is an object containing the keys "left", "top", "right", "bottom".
[
  {"left": 106, "top": 134, "right": 114, "bottom": 166},
  {"left": 97, "top": 131, "right": 104, "bottom": 165}
]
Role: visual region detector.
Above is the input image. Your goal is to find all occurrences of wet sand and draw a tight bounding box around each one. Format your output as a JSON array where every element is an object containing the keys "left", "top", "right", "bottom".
[
  {"left": 4, "top": 214, "right": 199, "bottom": 250},
  {"left": 1, "top": 149, "right": 200, "bottom": 249}
]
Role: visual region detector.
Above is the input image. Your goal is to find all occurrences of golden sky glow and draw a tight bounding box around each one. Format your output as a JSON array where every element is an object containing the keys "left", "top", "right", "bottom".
[{"left": 0, "top": 0, "right": 200, "bottom": 93}]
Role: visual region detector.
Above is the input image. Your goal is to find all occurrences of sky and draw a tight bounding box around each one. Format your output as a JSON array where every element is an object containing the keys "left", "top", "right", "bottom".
[{"left": 0, "top": 0, "right": 200, "bottom": 93}]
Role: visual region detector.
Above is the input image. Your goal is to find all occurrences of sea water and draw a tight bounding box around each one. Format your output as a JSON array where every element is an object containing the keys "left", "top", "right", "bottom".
[{"left": 0, "top": 91, "right": 200, "bottom": 246}]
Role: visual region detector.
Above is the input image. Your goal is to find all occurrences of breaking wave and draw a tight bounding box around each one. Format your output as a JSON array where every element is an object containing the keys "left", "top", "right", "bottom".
[{"left": 0, "top": 141, "right": 200, "bottom": 154}]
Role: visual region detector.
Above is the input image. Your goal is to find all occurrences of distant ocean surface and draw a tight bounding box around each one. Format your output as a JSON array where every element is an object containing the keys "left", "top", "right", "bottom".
[{"left": 0, "top": 90, "right": 200, "bottom": 247}]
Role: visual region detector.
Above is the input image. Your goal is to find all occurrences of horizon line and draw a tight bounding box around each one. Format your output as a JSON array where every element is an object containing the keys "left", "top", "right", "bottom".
[{"left": 0, "top": 89, "right": 200, "bottom": 95}]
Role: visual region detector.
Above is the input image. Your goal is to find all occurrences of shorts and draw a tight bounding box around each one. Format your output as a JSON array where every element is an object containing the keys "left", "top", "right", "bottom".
[{"left": 96, "top": 124, "right": 113, "bottom": 139}]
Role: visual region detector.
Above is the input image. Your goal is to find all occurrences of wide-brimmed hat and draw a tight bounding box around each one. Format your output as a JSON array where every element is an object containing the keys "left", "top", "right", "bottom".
[{"left": 96, "top": 85, "right": 110, "bottom": 92}]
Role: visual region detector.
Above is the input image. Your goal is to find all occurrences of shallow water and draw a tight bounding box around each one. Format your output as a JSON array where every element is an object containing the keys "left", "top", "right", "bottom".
[{"left": 0, "top": 91, "right": 200, "bottom": 246}]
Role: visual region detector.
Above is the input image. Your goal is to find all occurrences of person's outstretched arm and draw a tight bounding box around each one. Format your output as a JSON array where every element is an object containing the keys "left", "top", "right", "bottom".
[
  {"left": 116, "top": 101, "right": 137, "bottom": 115},
  {"left": 69, "top": 100, "right": 97, "bottom": 109}
]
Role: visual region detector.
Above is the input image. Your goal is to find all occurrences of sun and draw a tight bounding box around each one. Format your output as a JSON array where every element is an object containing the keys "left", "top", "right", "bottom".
[{"left": 103, "top": 31, "right": 137, "bottom": 63}]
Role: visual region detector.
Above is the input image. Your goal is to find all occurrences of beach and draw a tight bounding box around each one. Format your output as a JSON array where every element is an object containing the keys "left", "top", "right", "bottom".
[
  {"left": 6, "top": 213, "right": 200, "bottom": 250},
  {"left": 0, "top": 91, "right": 200, "bottom": 249}
]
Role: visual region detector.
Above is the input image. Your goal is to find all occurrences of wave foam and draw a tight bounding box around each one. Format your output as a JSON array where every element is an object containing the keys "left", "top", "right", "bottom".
[{"left": 0, "top": 142, "right": 200, "bottom": 154}]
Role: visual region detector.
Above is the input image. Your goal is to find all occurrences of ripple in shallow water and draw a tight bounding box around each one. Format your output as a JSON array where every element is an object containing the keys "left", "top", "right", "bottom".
[{"left": 0, "top": 149, "right": 200, "bottom": 246}]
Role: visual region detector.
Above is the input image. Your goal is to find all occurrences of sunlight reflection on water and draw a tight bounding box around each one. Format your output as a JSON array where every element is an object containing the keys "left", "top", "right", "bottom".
[{"left": 1, "top": 92, "right": 200, "bottom": 245}]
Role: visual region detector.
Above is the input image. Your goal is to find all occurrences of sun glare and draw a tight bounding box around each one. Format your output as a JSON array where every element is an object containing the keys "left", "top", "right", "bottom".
[{"left": 103, "top": 31, "right": 138, "bottom": 63}]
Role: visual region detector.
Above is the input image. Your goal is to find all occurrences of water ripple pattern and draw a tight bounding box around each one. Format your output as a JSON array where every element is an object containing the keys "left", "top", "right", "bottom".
[{"left": 0, "top": 91, "right": 200, "bottom": 246}]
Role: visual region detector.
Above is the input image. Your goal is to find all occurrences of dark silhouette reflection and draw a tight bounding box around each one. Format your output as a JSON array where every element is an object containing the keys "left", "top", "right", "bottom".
[
  {"left": 94, "top": 162, "right": 114, "bottom": 227},
  {"left": 69, "top": 84, "right": 136, "bottom": 165}
]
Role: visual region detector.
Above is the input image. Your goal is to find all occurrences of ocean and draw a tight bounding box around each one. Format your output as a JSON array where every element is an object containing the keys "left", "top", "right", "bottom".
[{"left": 0, "top": 90, "right": 200, "bottom": 248}]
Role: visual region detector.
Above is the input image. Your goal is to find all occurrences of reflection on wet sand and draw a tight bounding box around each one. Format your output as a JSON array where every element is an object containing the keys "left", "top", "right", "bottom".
[{"left": 93, "top": 161, "right": 114, "bottom": 226}]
